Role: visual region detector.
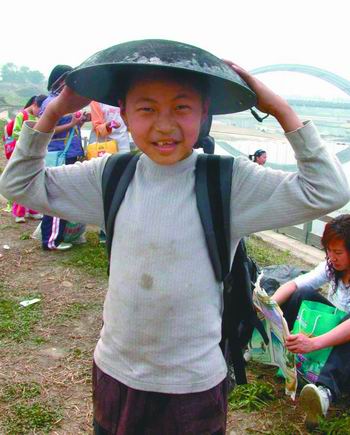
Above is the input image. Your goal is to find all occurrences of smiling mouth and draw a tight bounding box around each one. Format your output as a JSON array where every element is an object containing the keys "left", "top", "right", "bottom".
[
  {"left": 154, "top": 140, "right": 178, "bottom": 146},
  {"left": 153, "top": 140, "right": 178, "bottom": 152}
]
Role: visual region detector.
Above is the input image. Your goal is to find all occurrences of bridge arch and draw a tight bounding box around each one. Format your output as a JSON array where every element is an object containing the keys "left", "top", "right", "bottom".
[{"left": 250, "top": 64, "right": 350, "bottom": 97}]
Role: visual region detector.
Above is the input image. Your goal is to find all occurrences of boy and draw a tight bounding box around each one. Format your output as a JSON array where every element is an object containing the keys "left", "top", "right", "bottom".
[{"left": 0, "top": 40, "right": 349, "bottom": 433}]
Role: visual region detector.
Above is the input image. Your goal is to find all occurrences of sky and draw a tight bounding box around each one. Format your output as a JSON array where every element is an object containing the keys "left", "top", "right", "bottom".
[{"left": 2, "top": 0, "right": 350, "bottom": 99}]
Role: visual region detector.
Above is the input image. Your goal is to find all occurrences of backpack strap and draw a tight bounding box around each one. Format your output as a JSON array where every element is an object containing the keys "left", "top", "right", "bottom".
[
  {"left": 102, "top": 152, "right": 141, "bottom": 267},
  {"left": 195, "top": 154, "right": 233, "bottom": 282},
  {"left": 196, "top": 154, "right": 268, "bottom": 385}
]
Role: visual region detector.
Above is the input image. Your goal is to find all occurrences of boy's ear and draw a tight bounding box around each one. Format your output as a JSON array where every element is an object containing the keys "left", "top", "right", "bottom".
[
  {"left": 118, "top": 100, "right": 128, "bottom": 127},
  {"left": 201, "top": 99, "right": 209, "bottom": 123}
]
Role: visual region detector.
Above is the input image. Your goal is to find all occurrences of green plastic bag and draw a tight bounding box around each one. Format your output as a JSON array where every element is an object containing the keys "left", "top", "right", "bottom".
[
  {"left": 63, "top": 222, "right": 86, "bottom": 243},
  {"left": 292, "top": 300, "right": 347, "bottom": 383}
]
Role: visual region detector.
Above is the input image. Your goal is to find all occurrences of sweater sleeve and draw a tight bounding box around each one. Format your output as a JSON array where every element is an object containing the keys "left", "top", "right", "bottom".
[
  {"left": 230, "top": 121, "right": 350, "bottom": 238},
  {"left": 12, "top": 112, "right": 25, "bottom": 140},
  {"left": 293, "top": 261, "right": 328, "bottom": 291},
  {"left": 0, "top": 121, "right": 108, "bottom": 227},
  {"left": 90, "top": 101, "right": 110, "bottom": 138}
]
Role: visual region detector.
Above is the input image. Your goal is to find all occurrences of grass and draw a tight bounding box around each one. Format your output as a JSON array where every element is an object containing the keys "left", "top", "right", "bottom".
[
  {"left": 69, "top": 346, "right": 93, "bottom": 360},
  {"left": 60, "top": 231, "right": 108, "bottom": 276},
  {"left": 0, "top": 382, "right": 61, "bottom": 434},
  {"left": 55, "top": 301, "right": 100, "bottom": 322},
  {"left": 228, "top": 381, "right": 275, "bottom": 412},
  {"left": 0, "top": 289, "right": 42, "bottom": 343},
  {"left": 1, "top": 382, "right": 41, "bottom": 402},
  {"left": 19, "top": 231, "right": 31, "bottom": 240},
  {"left": 246, "top": 235, "right": 295, "bottom": 267},
  {"left": 3, "top": 402, "right": 62, "bottom": 434},
  {"left": 316, "top": 412, "right": 350, "bottom": 434}
]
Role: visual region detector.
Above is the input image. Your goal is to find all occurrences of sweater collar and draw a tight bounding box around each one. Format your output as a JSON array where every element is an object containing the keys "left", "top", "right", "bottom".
[{"left": 139, "top": 150, "right": 198, "bottom": 177}]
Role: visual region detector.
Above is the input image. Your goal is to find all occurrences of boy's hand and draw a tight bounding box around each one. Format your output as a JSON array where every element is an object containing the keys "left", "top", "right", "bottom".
[
  {"left": 223, "top": 61, "right": 289, "bottom": 117},
  {"left": 48, "top": 86, "right": 91, "bottom": 120},
  {"left": 223, "top": 60, "right": 303, "bottom": 132},
  {"left": 36, "top": 86, "right": 91, "bottom": 133},
  {"left": 285, "top": 333, "right": 316, "bottom": 354}
]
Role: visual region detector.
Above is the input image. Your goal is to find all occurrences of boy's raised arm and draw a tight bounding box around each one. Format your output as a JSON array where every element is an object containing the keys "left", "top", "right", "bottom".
[
  {"left": 0, "top": 87, "right": 106, "bottom": 227},
  {"left": 224, "top": 62, "right": 350, "bottom": 238}
]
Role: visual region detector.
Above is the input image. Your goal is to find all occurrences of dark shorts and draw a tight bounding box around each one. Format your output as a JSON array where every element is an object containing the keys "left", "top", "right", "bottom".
[{"left": 93, "top": 361, "right": 228, "bottom": 435}]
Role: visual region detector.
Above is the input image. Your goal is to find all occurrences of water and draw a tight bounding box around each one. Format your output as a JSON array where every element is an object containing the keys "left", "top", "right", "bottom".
[{"left": 216, "top": 104, "right": 350, "bottom": 144}]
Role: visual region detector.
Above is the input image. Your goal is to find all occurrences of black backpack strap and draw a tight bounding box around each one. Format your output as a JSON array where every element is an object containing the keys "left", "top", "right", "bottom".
[
  {"left": 196, "top": 154, "right": 249, "bottom": 384},
  {"left": 196, "top": 154, "right": 266, "bottom": 385},
  {"left": 195, "top": 154, "right": 233, "bottom": 282},
  {"left": 102, "top": 152, "right": 141, "bottom": 266}
]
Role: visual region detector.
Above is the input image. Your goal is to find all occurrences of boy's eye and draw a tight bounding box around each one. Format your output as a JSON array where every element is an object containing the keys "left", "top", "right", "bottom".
[
  {"left": 137, "top": 107, "right": 154, "bottom": 113},
  {"left": 176, "top": 104, "right": 191, "bottom": 111}
]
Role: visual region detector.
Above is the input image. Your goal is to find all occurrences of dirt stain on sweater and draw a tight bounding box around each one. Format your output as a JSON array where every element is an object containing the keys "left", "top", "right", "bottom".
[{"left": 140, "top": 273, "right": 154, "bottom": 290}]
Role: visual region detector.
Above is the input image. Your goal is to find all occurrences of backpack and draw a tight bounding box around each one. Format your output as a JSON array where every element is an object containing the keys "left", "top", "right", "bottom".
[
  {"left": 3, "top": 111, "right": 29, "bottom": 159},
  {"left": 101, "top": 152, "right": 268, "bottom": 385}
]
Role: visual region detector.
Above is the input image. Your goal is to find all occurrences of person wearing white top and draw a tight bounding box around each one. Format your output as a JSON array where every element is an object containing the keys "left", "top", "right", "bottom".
[{"left": 273, "top": 214, "right": 350, "bottom": 426}]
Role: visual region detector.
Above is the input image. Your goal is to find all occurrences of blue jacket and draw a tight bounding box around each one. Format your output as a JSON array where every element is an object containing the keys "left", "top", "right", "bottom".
[{"left": 40, "top": 93, "right": 84, "bottom": 158}]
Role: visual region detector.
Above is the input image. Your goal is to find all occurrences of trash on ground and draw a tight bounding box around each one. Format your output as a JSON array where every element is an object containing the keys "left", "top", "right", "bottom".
[{"left": 19, "top": 298, "right": 41, "bottom": 307}]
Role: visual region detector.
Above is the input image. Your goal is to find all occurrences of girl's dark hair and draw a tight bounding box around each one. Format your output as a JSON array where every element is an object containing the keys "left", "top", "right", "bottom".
[
  {"left": 23, "top": 94, "right": 47, "bottom": 110},
  {"left": 34, "top": 94, "right": 47, "bottom": 108},
  {"left": 248, "top": 149, "right": 266, "bottom": 162},
  {"left": 24, "top": 96, "right": 36, "bottom": 109},
  {"left": 321, "top": 214, "right": 350, "bottom": 291}
]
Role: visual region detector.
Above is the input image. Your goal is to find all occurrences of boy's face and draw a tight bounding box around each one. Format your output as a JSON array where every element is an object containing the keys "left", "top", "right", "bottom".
[{"left": 121, "top": 76, "right": 208, "bottom": 165}]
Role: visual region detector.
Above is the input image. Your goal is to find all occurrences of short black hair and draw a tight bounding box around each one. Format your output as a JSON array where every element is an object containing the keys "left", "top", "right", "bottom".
[
  {"left": 47, "top": 64, "right": 73, "bottom": 91},
  {"left": 23, "top": 94, "right": 48, "bottom": 109},
  {"left": 24, "top": 96, "right": 36, "bottom": 109},
  {"left": 118, "top": 66, "right": 210, "bottom": 105},
  {"left": 249, "top": 149, "right": 266, "bottom": 162},
  {"left": 34, "top": 94, "right": 48, "bottom": 107}
]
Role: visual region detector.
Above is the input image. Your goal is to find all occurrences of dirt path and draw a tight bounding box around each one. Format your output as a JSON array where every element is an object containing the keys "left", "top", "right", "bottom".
[{"left": 0, "top": 196, "right": 108, "bottom": 433}]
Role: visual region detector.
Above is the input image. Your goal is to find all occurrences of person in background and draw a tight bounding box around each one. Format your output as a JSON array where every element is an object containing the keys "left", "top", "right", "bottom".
[
  {"left": 11, "top": 95, "right": 47, "bottom": 223},
  {"left": 90, "top": 101, "right": 130, "bottom": 153},
  {"left": 249, "top": 149, "right": 267, "bottom": 165},
  {"left": 90, "top": 101, "right": 130, "bottom": 242},
  {"left": 273, "top": 214, "right": 350, "bottom": 426},
  {"left": 39, "top": 65, "right": 87, "bottom": 250}
]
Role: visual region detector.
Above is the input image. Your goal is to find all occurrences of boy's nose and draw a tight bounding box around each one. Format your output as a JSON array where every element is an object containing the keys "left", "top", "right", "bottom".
[{"left": 154, "top": 113, "right": 176, "bottom": 133}]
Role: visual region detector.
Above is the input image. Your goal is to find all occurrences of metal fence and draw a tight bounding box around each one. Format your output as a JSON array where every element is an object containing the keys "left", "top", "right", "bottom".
[{"left": 275, "top": 215, "right": 334, "bottom": 249}]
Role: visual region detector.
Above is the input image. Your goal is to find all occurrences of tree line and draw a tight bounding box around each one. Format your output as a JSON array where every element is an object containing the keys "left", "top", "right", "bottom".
[{"left": 1, "top": 63, "right": 45, "bottom": 85}]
